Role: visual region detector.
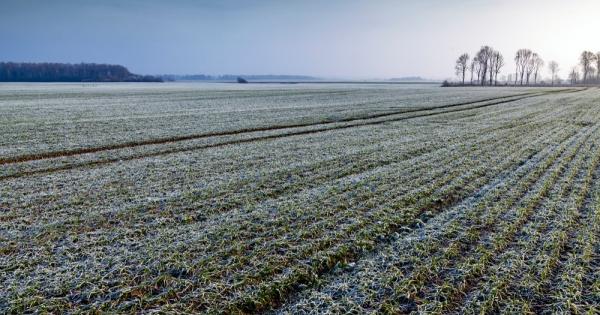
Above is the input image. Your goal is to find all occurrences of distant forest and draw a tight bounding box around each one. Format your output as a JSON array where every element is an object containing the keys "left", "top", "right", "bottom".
[
  {"left": 160, "top": 74, "right": 317, "bottom": 82},
  {"left": 0, "top": 62, "right": 162, "bottom": 82}
]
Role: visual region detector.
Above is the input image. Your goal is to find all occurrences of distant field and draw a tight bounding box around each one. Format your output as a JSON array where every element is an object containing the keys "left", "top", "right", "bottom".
[{"left": 1, "top": 83, "right": 599, "bottom": 313}]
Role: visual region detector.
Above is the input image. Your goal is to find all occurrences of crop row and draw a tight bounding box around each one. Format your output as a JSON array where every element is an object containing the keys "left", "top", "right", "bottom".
[
  {"left": 1, "top": 86, "right": 596, "bottom": 313},
  {"left": 0, "top": 84, "right": 543, "bottom": 158},
  {"left": 273, "top": 90, "right": 600, "bottom": 314},
  {"left": 286, "top": 115, "right": 587, "bottom": 314}
]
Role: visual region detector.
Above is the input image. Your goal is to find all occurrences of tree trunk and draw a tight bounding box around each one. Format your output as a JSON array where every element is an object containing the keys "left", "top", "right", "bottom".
[
  {"left": 481, "top": 65, "right": 487, "bottom": 86},
  {"left": 520, "top": 70, "right": 525, "bottom": 85}
]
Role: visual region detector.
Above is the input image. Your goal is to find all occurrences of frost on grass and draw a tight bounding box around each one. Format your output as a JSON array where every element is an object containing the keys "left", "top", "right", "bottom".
[{"left": 1, "top": 83, "right": 598, "bottom": 313}]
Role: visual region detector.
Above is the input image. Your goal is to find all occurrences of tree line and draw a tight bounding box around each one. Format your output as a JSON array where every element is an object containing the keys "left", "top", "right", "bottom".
[
  {"left": 454, "top": 46, "right": 506, "bottom": 86},
  {"left": 453, "top": 47, "right": 600, "bottom": 86},
  {"left": 0, "top": 62, "right": 162, "bottom": 82},
  {"left": 570, "top": 51, "right": 600, "bottom": 84}
]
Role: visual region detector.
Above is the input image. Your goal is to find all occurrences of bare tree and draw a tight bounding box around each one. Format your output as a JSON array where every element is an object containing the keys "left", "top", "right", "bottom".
[
  {"left": 492, "top": 51, "right": 504, "bottom": 85},
  {"left": 488, "top": 53, "right": 496, "bottom": 86},
  {"left": 532, "top": 54, "right": 544, "bottom": 84},
  {"left": 548, "top": 61, "right": 559, "bottom": 85},
  {"left": 569, "top": 67, "right": 580, "bottom": 84},
  {"left": 525, "top": 53, "right": 540, "bottom": 85},
  {"left": 455, "top": 53, "right": 469, "bottom": 84},
  {"left": 476, "top": 46, "right": 494, "bottom": 86},
  {"left": 515, "top": 49, "right": 532, "bottom": 85},
  {"left": 475, "top": 57, "right": 483, "bottom": 84},
  {"left": 596, "top": 52, "right": 600, "bottom": 81},
  {"left": 470, "top": 57, "right": 478, "bottom": 85},
  {"left": 580, "top": 51, "right": 596, "bottom": 83},
  {"left": 513, "top": 54, "right": 519, "bottom": 85}
]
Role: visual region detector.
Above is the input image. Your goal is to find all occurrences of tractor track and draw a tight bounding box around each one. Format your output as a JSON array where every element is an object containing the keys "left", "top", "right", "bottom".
[{"left": 0, "top": 89, "right": 582, "bottom": 180}]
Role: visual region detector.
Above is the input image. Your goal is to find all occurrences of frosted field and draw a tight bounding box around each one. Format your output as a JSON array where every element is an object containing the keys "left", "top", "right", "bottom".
[
  {"left": 0, "top": 83, "right": 535, "bottom": 158},
  {"left": 1, "top": 83, "right": 599, "bottom": 313}
]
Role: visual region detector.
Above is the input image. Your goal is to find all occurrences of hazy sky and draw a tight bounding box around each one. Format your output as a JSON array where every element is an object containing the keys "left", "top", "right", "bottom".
[{"left": 1, "top": 0, "right": 599, "bottom": 79}]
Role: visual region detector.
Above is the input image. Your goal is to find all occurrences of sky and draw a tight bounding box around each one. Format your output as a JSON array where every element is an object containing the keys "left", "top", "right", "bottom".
[{"left": 1, "top": 0, "right": 600, "bottom": 79}]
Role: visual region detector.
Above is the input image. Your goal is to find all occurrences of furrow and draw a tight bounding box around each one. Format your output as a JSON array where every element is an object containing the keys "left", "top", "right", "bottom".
[
  {"left": 0, "top": 91, "right": 557, "bottom": 167},
  {"left": 442, "top": 126, "right": 598, "bottom": 314},
  {"left": 272, "top": 117, "right": 577, "bottom": 314},
  {"left": 215, "top": 112, "right": 576, "bottom": 313},
  {"left": 371, "top": 123, "right": 593, "bottom": 313}
]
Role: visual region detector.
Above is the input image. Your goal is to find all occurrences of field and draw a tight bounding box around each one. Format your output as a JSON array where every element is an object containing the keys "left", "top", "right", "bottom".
[{"left": 1, "top": 83, "right": 599, "bottom": 314}]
